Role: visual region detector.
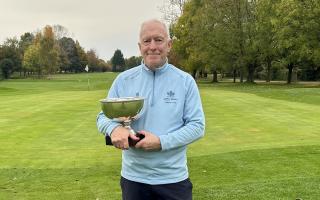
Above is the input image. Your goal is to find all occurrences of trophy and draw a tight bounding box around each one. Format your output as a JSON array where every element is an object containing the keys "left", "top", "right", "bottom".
[{"left": 99, "top": 97, "right": 145, "bottom": 146}]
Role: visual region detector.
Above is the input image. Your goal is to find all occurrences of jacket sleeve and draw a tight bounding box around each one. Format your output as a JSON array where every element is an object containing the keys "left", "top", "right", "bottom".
[
  {"left": 96, "top": 76, "right": 123, "bottom": 136},
  {"left": 159, "top": 77, "right": 205, "bottom": 151}
]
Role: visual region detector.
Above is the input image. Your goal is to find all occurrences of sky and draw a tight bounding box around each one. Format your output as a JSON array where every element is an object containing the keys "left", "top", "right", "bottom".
[{"left": 0, "top": 0, "right": 166, "bottom": 60}]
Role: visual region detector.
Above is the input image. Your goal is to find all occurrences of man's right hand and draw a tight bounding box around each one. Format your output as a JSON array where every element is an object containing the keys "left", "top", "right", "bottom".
[{"left": 111, "top": 126, "right": 140, "bottom": 150}]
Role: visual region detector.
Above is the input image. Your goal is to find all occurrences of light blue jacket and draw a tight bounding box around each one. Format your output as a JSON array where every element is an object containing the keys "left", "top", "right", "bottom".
[{"left": 97, "top": 62, "right": 205, "bottom": 185}]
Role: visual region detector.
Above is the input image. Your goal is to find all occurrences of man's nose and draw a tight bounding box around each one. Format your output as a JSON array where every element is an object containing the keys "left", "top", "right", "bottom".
[{"left": 149, "top": 39, "right": 157, "bottom": 49}]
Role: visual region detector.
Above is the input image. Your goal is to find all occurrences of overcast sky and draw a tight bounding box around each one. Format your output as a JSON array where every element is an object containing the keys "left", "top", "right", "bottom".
[{"left": 0, "top": 0, "right": 165, "bottom": 60}]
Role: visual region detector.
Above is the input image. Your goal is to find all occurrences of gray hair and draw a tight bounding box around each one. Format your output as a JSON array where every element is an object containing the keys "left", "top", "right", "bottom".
[{"left": 139, "top": 19, "right": 170, "bottom": 40}]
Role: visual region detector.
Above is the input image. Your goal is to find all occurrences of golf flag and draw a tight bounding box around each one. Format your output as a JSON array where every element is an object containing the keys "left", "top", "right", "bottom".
[{"left": 85, "top": 65, "right": 89, "bottom": 72}]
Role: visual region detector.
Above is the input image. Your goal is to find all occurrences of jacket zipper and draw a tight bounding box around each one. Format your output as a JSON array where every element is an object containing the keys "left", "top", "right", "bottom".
[{"left": 151, "top": 71, "right": 156, "bottom": 107}]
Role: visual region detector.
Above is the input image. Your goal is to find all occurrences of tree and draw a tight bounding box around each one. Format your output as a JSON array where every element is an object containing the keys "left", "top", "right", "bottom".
[
  {"left": 86, "top": 49, "right": 100, "bottom": 72},
  {"left": 1, "top": 24, "right": 94, "bottom": 77},
  {"left": 52, "top": 24, "right": 70, "bottom": 40},
  {"left": 23, "top": 44, "right": 41, "bottom": 77},
  {"left": 0, "top": 37, "right": 22, "bottom": 78},
  {"left": 171, "top": 0, "right": 203, "bottom": 78},
  {"left": 98, "top": 59, "right": 111, "bottom": 72},
  {"left": 295, "top": 0, "right": 320, "bottom": 81},
  {"left": 75, "top": 41, "right": 88, "bottom": 72},
  {"left": 58, "top": 37, "right": 79, "bottom": 72},
  {"left": 173, "top": 0, "right": 253, "bottom": 82},
  {"left": 19, "top": 32, "right": 35, "bottom": 76},
  {"left": 197, "top": 0, "right": 245, "bottom": 82},
  {"left": 169, "top": 0, "right": 320, "bottom": 82},
  {"left": 19, "top": 32, "right": 34, "bottom": 53},
  {"left": 160, "top": 0, "right": 187, "bottom": 24},
  {"left": 273, "top": 0, "right": 315, "bottom": 83},
  {"left": 111, "top": 49, "right": 125, "bottom": 72},
  {"left": 57, "top": 46, "right": 70, "bottom": 73},
  {"left": 0, "top": 58, "right": 14, "bottom": 79},
  {"left": 125, "top": 56, "right": 142, "bottom": 69},
  {"left": 39, "top": 25, "right": 60, "bottom": 74},
  {"left": 254, "top": 0, "right": 279, "bottom": 82}
]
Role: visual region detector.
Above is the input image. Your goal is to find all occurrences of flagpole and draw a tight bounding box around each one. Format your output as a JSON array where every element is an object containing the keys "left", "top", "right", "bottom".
[{"left": 87, "top": 73, "right": 90, "bottom": 91}]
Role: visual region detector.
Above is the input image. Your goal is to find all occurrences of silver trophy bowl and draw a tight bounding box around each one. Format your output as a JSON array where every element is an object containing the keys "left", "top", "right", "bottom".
[{"left": 99, "top": 97, "right": 145, "bottom": 145}]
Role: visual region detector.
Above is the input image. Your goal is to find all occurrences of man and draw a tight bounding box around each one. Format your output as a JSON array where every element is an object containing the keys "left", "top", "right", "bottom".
[{"left": 97, "top": 19, "right": 205, "bottom": 200}]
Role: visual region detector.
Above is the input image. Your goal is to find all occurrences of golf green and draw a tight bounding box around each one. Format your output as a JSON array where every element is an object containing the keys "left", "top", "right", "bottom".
[{"left": 0, "top": 73, "right": 319, "bottom": 199}]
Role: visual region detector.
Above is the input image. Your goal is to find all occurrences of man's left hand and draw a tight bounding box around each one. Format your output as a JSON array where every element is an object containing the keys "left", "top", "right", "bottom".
[{"left": 135, "top": 130, "right": 161, "bottom": 151}]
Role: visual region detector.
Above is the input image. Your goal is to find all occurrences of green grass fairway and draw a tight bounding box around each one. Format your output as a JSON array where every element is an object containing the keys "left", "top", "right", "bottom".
[{"left": 0, "top": 73, "right": 319, "bottom": 199}]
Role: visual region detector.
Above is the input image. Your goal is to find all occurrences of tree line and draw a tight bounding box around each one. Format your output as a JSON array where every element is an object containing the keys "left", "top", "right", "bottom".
[
  {"left": 0, "top": 25, "right": 141, "bottom": 79},
  {"left": 166, "top": 0, "right": 320, "bottom": 83}
]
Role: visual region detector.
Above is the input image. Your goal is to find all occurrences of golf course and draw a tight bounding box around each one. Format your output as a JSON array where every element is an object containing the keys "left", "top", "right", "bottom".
[{"left": 0, "top": 73, "right": 319, "bottom": 199}]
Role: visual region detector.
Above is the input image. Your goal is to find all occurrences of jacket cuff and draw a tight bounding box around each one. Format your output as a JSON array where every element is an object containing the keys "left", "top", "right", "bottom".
[
  {"left": 106, "top": 122, "right": 122, "bottom": 137},
  {"left": 159, "top": 135, "right": 169, "bottom": 151}
]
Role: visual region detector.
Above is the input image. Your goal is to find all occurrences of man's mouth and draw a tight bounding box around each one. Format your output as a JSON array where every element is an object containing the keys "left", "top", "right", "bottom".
[{"left": 147, "top": 52, "right": 160, "bottom": 56}]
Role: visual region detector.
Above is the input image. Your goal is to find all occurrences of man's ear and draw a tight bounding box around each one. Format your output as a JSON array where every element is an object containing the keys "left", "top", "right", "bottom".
[
  {"left": 167, "top": 39, "right": 172, "bottom": 52},
  {"left": 138, "top": 42, "right": 142, "bottom": 51}
]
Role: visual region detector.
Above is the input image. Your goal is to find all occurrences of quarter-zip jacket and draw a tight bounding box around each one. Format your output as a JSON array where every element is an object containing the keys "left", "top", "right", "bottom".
[{"left": 96, "top": 62, "right": 205, "bottom": 184}]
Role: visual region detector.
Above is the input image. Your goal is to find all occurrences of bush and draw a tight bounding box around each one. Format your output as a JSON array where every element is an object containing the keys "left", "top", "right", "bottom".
[{"left": 0, "top": 58, "right": 14, "bottom": 79}]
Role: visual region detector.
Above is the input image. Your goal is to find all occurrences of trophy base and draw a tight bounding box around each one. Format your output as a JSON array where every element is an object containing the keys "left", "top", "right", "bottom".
[
  {"left": 105, "top": 133, "right": 145, "bottom": 146},
  {"left": 105, "top": 135, "right": 113, "bottom": 145}
]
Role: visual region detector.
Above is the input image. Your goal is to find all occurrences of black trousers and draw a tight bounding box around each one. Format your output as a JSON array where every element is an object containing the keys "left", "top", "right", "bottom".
[{"left": 120, "top": 177, "right": 193, "bottom": 200}]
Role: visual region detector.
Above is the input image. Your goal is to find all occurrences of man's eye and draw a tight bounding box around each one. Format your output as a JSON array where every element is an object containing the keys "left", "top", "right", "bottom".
[
  {"left": 143, "top": 39, "right": 151, "bottom": 45},
  {"left": 155, "top": 38, "right": 163, "bottom": 43}
]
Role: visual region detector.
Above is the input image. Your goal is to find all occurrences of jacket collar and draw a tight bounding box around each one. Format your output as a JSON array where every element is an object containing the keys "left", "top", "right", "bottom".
[{"left": 141, "top": 59, "right": 169, "bottom": 74}]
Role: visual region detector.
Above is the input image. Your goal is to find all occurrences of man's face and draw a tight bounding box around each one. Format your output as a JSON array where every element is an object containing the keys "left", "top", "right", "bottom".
[{"left": 138, "top": 22, "right": 172, "bottom": 69}]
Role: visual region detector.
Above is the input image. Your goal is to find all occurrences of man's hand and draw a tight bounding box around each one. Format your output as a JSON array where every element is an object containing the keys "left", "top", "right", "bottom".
[
  {"left": 111, "top": 126, "right": 139, "bottom": 150},
  {"left": 135, "top": 130, "right": 161, "bottom": 151}
]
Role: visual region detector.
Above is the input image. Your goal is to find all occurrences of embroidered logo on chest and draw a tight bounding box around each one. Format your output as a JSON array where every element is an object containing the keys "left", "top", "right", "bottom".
[{"left": 163, "top": 90, "right": 177, "bottom": 104}]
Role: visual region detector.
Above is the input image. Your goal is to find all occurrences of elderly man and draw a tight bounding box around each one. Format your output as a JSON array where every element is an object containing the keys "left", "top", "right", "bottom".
[{"left": 97, "top": 19, "right": 205, "bottom": 200}]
